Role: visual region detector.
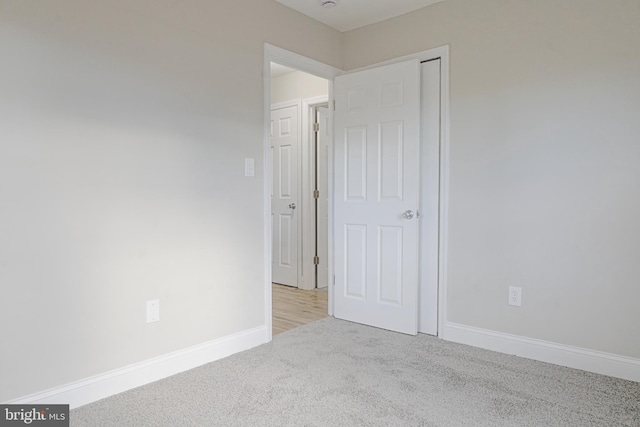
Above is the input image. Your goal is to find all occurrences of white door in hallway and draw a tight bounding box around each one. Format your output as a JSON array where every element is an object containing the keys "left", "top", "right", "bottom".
[
  {"left": 333, "top": 60, "right": 421, "bottom": 335},
  {"left": 271, "top": 105, "right": 299, "bottom": 287}
]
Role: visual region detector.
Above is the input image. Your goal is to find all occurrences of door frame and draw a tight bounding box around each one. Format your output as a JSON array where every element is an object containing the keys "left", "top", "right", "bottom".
[
  {"left": 263, "top": 43, "right": 450, "bottom": 341},
  {"left": 264, "top": 44, "right": 341, "bottom": 341},
  {"left": 301, "top": 95, "right": 329, "bottom": 291},
  {"left": 419, "top": 46, "right": 450, "bottom": 338}
]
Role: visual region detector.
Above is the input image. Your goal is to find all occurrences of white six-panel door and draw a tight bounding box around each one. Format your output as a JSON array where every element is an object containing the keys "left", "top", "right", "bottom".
[
  {"left": 333, "top": 60, "right": 421, "bottom": 335},
  {"left": 271, "top": 105, "right": 299, "bottom": 287}
]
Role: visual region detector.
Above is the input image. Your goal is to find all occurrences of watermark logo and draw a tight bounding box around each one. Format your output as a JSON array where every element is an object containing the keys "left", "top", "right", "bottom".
[{"left": 0, "top": 405, "right": 68, "bottom": 426}]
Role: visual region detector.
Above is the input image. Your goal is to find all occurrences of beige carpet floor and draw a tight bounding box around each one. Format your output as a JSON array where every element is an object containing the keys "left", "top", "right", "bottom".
[{"left": 71, "top": 317, "right": 640, "bottom": 426}]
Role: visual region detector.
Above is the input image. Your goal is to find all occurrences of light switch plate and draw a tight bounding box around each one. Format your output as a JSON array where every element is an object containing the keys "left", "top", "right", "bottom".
[
  {"left": 245, "top": 158, "right": 255, "bottom": 177},
  {"left": 147, "top": 299, "right": 160, "bottom": 323}
]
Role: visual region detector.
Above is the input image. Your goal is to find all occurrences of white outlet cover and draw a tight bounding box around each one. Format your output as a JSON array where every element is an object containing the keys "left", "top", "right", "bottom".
[{"left": 508, "top": 287, "right": 522, "bottom": 307}]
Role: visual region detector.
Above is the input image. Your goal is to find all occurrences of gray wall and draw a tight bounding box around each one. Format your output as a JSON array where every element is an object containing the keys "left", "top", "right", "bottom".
[
  {"left": 344, "top": 0, "right": 640, "bottom": 358},
  {"left": 3, "top": 0, "right": 639, "bottom": 403},
  {"left": 0, "top": 0, "right": 341, "bottom": 402}
]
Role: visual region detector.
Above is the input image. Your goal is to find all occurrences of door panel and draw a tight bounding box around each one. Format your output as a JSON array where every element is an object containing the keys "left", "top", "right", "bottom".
[
  {"left": 345, "top": 127, "right": 367, "bottom": 200},
  {"left": 271, "top": 105, "right": 299, "bottom": 287},
  {"left": 334, "top": 59, "right": 421, "bottom": 335},
  {"left": 345, "top": 224, "right": 367, "bottom": 298},
  {"left": 379, "top": 121, "right": 404, "bottom": 200},
  {"left": 378, "top": 225, "right": 403, "bottom": 304}
]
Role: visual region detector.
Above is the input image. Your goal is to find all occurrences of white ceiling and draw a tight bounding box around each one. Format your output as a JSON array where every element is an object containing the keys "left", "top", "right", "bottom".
[{"left": 275, "top": 0, "right": 445, "bottom": 32}]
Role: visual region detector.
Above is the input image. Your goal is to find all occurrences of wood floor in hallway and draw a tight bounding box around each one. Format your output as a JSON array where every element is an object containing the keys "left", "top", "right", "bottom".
[{"left": 272, "top": 283, "right": 328, "bottom": 335}]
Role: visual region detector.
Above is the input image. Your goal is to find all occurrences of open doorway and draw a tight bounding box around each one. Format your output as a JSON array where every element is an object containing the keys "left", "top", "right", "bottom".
[
  {"left": 270, "top": 62, "right": 330, "bottom": 335},
  {"left": 264, "top": 44, "right": 449, "bottom": 343}
]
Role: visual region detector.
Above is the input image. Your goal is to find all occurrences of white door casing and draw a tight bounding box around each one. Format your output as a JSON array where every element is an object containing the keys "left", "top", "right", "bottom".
[
  {"left": 333, "top": 59, "right": 421, "bottom": 335},
  {"left": 419, "top": 59, "right": 441, "bottom": 335},
  {"left": 301, "top": 96, "right": 329, "bottom": 290},
  {"left": 317, "top": 106, "right": 330, "bottom": 288},
  {"left": 271, "top": 104, "right": 299, "bottom": 287}
]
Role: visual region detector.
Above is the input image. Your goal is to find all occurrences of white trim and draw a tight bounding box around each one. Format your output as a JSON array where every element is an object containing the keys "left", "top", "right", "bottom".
[
  {"left": 300, "top": 95, "right": 329, "bottom": 291},
  {"left": 6, "top": 326, "right": 266, "bottom": 409},
  {"left": 264, "top": 49, "right": 274, "bottom": 343},
  {"left": 437, "top": 47, "right": 451, "bottom": 340},
  {"left": 443, "top": 322, "right": 640, "bottom": 382},
  {"left": 326, "top": 80, "right": 335, "bottom": 316},
  {"left": 418, "top": 59, "right": 440, "bottom": 335},
  {"left": 264, "top": 44, "right": 342, "bottom": 334}
]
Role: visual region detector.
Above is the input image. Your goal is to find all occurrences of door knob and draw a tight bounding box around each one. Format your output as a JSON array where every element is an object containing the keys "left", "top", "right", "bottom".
[
  {"left": 402, "top": 210, "right": 414, "bottom": 219},
  {"left": 289, "top": 203, "right": 296, "bottom": 209}
]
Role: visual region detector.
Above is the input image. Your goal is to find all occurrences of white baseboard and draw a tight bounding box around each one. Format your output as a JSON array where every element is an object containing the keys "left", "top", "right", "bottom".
[
  {"left": 6, "top": 325, "right": 267, "bottom": 409},
  {"left": 442, "top": 322, "right": 640, "bottom": 383}
]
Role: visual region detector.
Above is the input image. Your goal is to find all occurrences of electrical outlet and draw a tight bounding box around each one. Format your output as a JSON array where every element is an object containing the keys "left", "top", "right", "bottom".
[
  {"left": 147, "top": 299, "right": 160, "bottom": 323},
  {"left": 508, "top": 287, "right": 522, "bottom": 306}
]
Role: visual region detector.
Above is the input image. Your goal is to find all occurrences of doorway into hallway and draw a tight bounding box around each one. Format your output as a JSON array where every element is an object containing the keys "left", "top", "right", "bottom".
[{"left": 272, "top": 283, "right": 328, "bottom": 335}]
